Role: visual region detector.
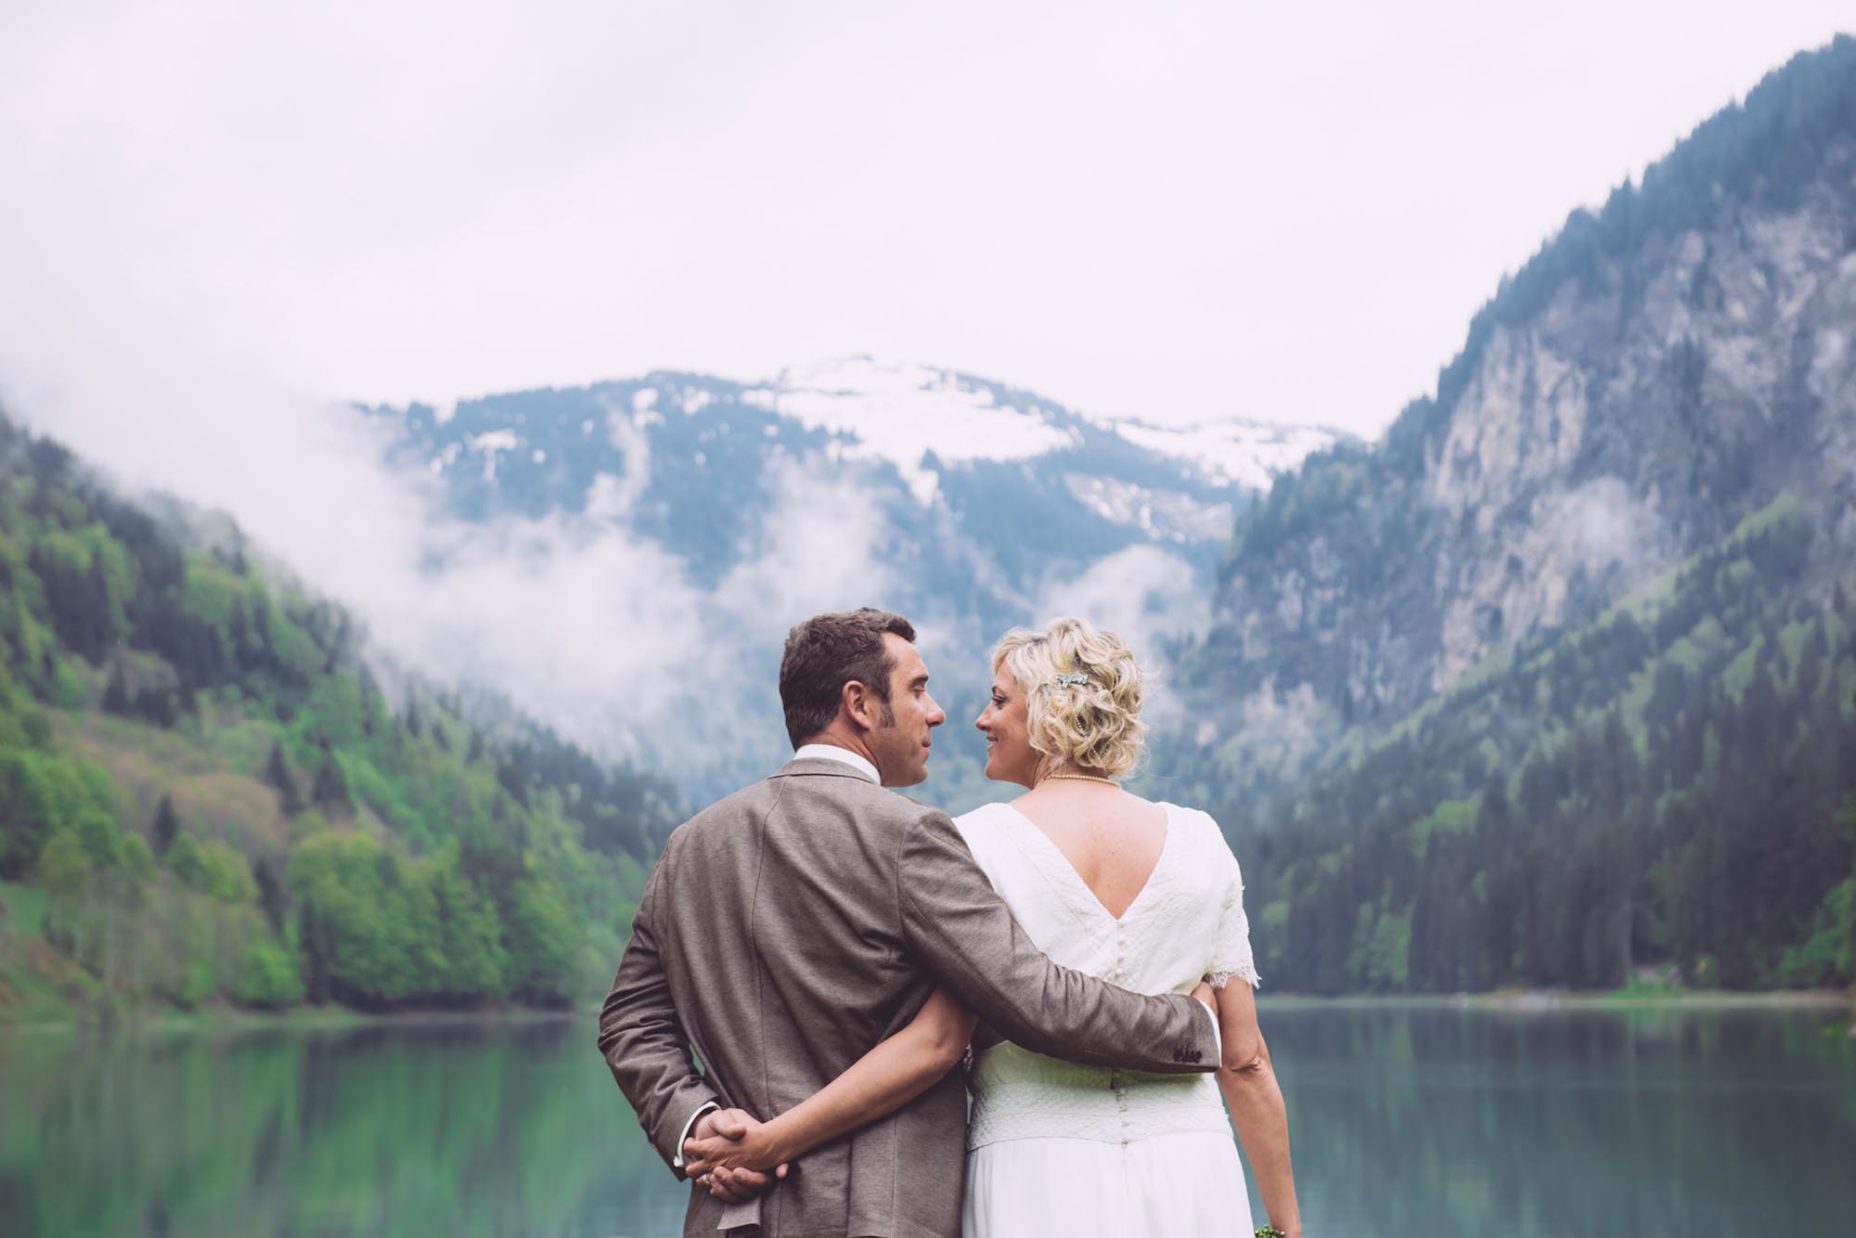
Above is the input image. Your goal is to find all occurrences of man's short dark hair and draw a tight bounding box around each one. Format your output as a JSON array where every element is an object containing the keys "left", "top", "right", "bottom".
[{"left": 780, "top": 608, "right": 917, "bottom": 747}]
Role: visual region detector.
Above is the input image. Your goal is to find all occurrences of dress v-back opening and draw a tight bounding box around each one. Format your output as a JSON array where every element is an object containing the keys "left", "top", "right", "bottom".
[
  {"left": 1000, "top": 800, "right": 1173, "bottom": 923},
  {"left": 954, "top": 798, "right": 1258, "bottom": 1236}
]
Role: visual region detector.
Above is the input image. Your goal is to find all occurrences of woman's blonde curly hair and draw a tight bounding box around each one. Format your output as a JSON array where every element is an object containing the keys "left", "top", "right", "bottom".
[{"left": 992, "top": 617, "right": 1147, "bottom": 779}]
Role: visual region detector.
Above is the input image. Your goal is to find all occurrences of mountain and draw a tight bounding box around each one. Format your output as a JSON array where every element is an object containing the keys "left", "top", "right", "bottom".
[
  {"left": 12, "top": 34, "right": 1853, "bottom": 1017},
  {"left": 362, "top": 356, "right": 1340, "bottom": 804},
  {"left": 373, "top": 355, "right": 1336, "bottom": 598},
  {"left": 1170, "top": 37, "right": 1856, "bottom": 993},
  {"left": 0, "top": 409, "right": 679, "bottom": 1022},
  {"left": 1190, "top": 41, "right": 1856, "bottom": 742}
]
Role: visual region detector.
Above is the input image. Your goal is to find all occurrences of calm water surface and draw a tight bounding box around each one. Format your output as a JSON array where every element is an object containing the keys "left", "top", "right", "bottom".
[{"left": 2, "top": 1003, "right": 1853, "bottom": 1236}]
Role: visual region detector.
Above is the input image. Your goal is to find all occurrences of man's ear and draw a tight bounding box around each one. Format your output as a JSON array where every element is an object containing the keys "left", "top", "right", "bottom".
[{"left": 840, "top": 679, "right": 874, "bottom": 733}]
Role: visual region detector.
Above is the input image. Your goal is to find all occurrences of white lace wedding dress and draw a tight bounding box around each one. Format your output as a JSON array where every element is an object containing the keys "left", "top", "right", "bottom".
[{"left": 954, "top": 801, "right": 1260, "bottom": 1238}]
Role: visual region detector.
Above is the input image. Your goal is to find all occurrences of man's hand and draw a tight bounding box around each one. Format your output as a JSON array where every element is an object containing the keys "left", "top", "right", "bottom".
[{"left": 682, "top": 1108, "right": 790, "bottom": 1202}]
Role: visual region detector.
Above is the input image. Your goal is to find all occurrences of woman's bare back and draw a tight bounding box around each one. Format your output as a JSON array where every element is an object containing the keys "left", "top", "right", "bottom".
[{"left": 1009, "top": 785, "right": 1168, "bottom": 919}]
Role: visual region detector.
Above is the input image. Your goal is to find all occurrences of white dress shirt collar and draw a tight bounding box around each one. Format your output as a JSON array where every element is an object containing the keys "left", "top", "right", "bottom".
[{"left": 792, "top": 743, "right": 880, "bottom": 784}]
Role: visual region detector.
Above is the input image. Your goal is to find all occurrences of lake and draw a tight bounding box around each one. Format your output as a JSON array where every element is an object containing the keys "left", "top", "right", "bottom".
[{"left": 2, "top": 1002, "right": 1853, "bottom": 1236}]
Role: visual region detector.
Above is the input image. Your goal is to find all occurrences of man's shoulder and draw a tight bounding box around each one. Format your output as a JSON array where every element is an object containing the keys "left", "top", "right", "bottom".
[
  {"left": 653, "top": 780, "right": 770, "bottom": 860},
  {"left": 672, "top": 777, "right": 780, "bottom": 833},
  {"left": 669, "top": 769, "right": 941, "bottom": 829},
  {"left": 887, "top": 787, "right": 973, "bottom": 840},
  {"left": 773, "top": 763, "right": 943, "bottom": 816},
  {"left": 870, "top": 785, "right": 949, "bottom": 819}
]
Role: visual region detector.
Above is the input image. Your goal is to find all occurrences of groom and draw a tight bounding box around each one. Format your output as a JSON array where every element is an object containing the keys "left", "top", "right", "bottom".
[{"left": 597, "top": 608, "right": 1219, "bottom": 1237}]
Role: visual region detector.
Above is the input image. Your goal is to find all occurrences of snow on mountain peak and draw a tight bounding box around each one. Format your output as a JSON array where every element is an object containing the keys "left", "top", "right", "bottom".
[
  {"left": 747, "top": 356, "right": 1078, "bottom": 504},
  {"left": 1109, "top": 419, "right": 1341, "bottom": 491},
  {"left": 403, "top": 357, "right": 1337, "bottom": 509},
  {"left": 737, "top": 356, "right": 1338, "bottom": 503}
]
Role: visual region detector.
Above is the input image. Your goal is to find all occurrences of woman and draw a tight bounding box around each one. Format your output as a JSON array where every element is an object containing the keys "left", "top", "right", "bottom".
[{"left": 684, "top": 618, "right": 1301, "bottom": 1237}]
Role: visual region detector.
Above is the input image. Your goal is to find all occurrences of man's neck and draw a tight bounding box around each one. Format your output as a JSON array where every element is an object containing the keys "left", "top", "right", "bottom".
[{"left": 793, "top": 738, "right": 881, "bottom": 784}]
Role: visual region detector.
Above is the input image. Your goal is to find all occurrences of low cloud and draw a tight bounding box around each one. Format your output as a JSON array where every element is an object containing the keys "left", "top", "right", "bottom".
[
  {"left": 0, "top": 326, "right": 906, "bottom": 787},
  {"left": 303, "top": 440, "right": 902, "bottom": 784},
  {"left": 374, "top": 505, "right": 711, "bottom": 737},
  {"left": 1035, "top": 544, "right": 1211, "bottom": 720},
  {"left": 713, "top": 460, "right": 897, "bottom": 626}
]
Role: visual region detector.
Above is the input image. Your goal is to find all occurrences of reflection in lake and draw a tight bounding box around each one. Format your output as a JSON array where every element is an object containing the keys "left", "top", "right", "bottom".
[
  {"left": 1257, "top": 1003, "right": 1856, "bottom": 1236},
  {"left": 1, "top": 1004, "right": 1852, "bottom": 1236}
]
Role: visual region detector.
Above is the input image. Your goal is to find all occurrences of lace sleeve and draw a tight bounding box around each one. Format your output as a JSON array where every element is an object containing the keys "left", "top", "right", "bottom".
[{"left": 1206, "top": 843, "right": 1261, "bottom": 990}]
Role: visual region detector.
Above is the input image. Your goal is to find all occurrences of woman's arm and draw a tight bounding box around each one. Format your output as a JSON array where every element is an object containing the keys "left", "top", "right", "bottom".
[
  {"left": 1213, "top": 979, "right": 1301, "bottom": 1238},
  {"left": 683, "top": 985, "right": 977, "bottom": 1178}
]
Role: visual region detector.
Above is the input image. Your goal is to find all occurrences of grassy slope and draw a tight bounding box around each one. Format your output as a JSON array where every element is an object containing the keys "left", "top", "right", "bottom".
[{"left": 0, "top": 416, "right": 669, "bottom": 1026}]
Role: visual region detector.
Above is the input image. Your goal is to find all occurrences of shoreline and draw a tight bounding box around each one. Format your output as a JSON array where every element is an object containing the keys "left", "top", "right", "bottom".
[
  {"left": 1258, "top": 988, "right": 1856, "bottom": 1011},
  {"left": 0, "top": 1001, "right": 582, "bottom": 1037},
  {"left": 7, "top": 987, "right": 1852, "bottom": 1037}
]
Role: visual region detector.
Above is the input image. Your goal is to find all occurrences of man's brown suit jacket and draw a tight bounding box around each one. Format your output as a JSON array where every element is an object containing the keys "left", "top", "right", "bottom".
[{"left": 597, "top": 757, "right": 1218, "bottom": 1238}]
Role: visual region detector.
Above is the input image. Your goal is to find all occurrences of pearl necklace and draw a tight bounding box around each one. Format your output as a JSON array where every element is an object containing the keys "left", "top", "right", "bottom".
[{"left": 1041, "top": 772, "right": 1120, "bottom": 787}]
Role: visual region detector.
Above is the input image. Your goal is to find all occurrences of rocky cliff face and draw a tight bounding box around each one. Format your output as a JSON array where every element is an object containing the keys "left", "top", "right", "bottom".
[
  {"left": 1427, "top": 178, "right": 1856, "bottom": 688},
  {"left": 1190, "top": 40, "right": 1856, "bottom": 761}
]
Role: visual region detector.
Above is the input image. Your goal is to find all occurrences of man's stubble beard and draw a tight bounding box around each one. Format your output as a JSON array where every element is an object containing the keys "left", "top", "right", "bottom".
[{"left": 873, "top": 700, "right": 931, "bottom": 787}]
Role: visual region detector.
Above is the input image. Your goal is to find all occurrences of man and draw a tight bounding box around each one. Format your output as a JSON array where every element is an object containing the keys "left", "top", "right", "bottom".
[{"left": 598, "top": 608, "right": 1219, "bottom": 1237}]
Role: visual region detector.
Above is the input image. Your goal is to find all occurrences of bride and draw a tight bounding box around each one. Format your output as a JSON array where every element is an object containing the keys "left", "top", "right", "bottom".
[{"left": 684, "top": 618, "right": 1302, "bottom": 1237}]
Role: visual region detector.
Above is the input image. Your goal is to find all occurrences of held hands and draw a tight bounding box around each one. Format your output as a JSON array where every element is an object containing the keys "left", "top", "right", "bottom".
[{"left": 682, "top": 1108, "right": 791, "bottom": 1203}]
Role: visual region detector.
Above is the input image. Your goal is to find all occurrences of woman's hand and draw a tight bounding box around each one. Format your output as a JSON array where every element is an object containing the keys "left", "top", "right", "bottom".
[
  {"left": 683, "top": 985, "right": 976, "bottom": 1202},
  {"left": 682, "top": 1108, "right": 791, "bottom": 1177}
]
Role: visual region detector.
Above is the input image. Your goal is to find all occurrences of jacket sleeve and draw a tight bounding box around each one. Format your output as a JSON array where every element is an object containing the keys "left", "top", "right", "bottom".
[
  {"left": 596, "top": 845, "right": 725, "bottom": 1174},
  {"left": 896, "top": 809, "right": 1217, "bottom": 1074}
]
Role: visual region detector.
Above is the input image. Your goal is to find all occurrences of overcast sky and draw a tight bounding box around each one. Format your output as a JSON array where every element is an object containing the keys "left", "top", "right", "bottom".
[{"left": 1, "top": 1, "right": 1849, "bottom": 456}]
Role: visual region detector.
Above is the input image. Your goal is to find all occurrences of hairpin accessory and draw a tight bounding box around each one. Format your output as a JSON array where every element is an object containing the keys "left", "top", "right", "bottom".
[{"left": 1055, "top": 672, "right": 1091, "bottom": 687}]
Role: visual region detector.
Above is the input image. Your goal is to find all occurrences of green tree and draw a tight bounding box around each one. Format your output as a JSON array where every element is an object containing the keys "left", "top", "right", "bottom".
[
  {"left": 73, "top": 806, "right": 124, "bottom": 870},
  {"left": 165, "top": 833, "right": 206, "bottom": 888},
  {"left": 287, "top": 830, "right": 429, "bottom": 1005},
  {"left": 1844, "top": 687, "right": 1856, "bottom": 978},
  {"left": 37, "top": 829, "right": 91, "bottom": 949},
  {"left": 0, "top": 750, "right": 60, "bottom": 879},
  {"left": 431, "top": 845, "right": 509, "bottom": 999},
  {"left": 150, "top": 794, "right": 180, "bottom": 856},
  {"left": 102, "top": 662, "right": 130, "bottom": 714},
  {"left": 253, "top": 856, "right": 286, "bottom": 935},
  {"left": 504, "top": 872, "right": 581, "bottom": 1005},
  {"left": 228, "top": 935, "right": 304, "bottom": 1008},
  {"left": 309, "top": 747, "right": 352, "bottom": 817},
  {"left": 262, "top": 740, "right": 304, "bottom": 816}
]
